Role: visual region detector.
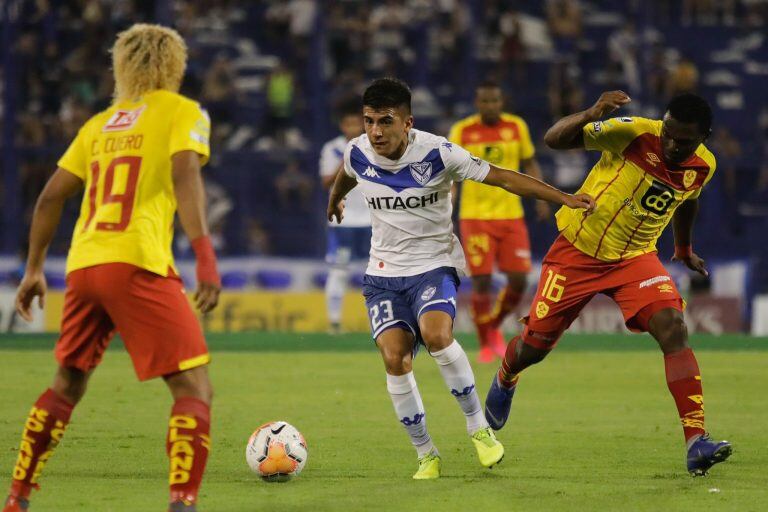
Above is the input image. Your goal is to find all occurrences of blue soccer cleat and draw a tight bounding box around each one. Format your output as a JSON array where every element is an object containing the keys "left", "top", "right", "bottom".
[
  {"left": 484, "top": 373, "right": 516, "bottom": 431},
  {"left": 687, "top": 434, "right": 732, "bottom": 476}
]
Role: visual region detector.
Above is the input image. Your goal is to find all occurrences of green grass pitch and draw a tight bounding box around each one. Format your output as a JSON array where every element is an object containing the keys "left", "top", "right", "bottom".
[{"left": 1, "top": 333, "right": 766, "bottom": 511}]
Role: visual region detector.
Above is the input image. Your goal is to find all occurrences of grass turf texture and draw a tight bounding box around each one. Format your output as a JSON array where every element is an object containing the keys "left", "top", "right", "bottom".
[{"left": 0, "top": 333, "right": 766, "bottom": 512}]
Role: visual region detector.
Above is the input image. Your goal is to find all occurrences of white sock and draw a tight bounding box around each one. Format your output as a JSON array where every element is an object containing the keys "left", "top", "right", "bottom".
[
  {"left": 431, "top": 340, "right": 489, "bottom": 434},
  {"left": 386, "top": 372, "right": 436, "bottom": 458},
  {"left": 325, "top": 267, "right": 347, "bottom": 324}
]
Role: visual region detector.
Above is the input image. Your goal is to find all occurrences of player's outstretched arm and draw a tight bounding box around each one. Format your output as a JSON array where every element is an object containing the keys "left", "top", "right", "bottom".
[
  {"left": 16, "top": 168, "right": 83, "bottom": 321},
  {"left": 671, "top": 198, "right": 708, "bottom": 276},
  {"left": 172, "top": 150, "right": 221, "bottom": 313},
  {"left": 544, "top": 90, "right": 631, "bottom": 150},
  {"left": 482, "top": 165, "right": 595, "bottom": 214},
  {"left": 327, "top": 165, "right": 358, "bottom": 224},
  {"left": 520, "top": 157, "right": 551, "bottom": 220}
]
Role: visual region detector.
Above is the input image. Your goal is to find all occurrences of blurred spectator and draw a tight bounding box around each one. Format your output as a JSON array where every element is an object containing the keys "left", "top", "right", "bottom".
[
  {"left": 368, "top": 0, "right": 412, "bottom": 72},
  {"left": 201, "top": 53, "right": 238, "bottom": 131},
  {"left": 667, "top": 57, "right": 699, "bottom": 98},
  {"left": 710, "top": 127, "right": 743, "bottom": 228},
  {"left": 261, "top": 64, "right": 297, "bottom": 147},
  {"left": 498, "top": 7, "right": 526, "bottom": 85},
  {"left": 548, "top": 61, "right": 584, "bottom": 120},
  {"left": 274, "top": 160, "right": 313, "bottom": 211},
  {"left": 682, "top": 0, "right": 712, "bottom": 26},
  {"left": 607, "top": 21, "right": 641, "bottom": 97},
  {"left": 546, "top": 0, "right": 582, "bottom": 59},
  {"left": 246, "top": 219, "right": 272, "bottom": 255},
  {"left": 327, "top": 3, "right": 370, "bottom": 75}
]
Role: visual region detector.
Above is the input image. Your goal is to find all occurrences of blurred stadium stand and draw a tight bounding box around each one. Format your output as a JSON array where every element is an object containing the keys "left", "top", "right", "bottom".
[{"left": 1, "top": 0, "right": 767, "bottom": 295}]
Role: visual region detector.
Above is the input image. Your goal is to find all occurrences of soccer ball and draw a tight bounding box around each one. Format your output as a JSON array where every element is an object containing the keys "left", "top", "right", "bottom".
[{"left": 245, "top": 421, "right": 308, "bottom": 482}]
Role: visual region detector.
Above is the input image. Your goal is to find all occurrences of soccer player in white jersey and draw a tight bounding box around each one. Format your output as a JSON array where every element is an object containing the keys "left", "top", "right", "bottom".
[
  {"left": 327, "top": 78, "right": 595, "bottom": 479},
  {"left": 319, "top": 99, "right": 368, "bottom": 333}
]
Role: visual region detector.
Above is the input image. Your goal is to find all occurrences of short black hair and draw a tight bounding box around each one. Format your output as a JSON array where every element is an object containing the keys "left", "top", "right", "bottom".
[
  {"left": 666, "top": 93, "right": 713, "bottom": 135},
  {"left": 363, "top": 78, "right": 411, "bottom": 113}
]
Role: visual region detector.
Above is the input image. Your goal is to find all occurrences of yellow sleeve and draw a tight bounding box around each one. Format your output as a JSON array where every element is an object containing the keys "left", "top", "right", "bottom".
[
  {"left": 582, "top": 117, "right": 643, "bottom": 154},
  {"left": 57, "top": 125, "right": 89, "bottom": 180},
  {"left": 447, "top": 122, "right": 463, "bottom": 145},
  {"left": 518, "top": 119, "right": 535, "bottom": 159},
  {"left": 170, "top": 100, "right": 211, "bottom": 166},
  {"left": 688, "top": 155, "right": 717, "bottom": 199}
]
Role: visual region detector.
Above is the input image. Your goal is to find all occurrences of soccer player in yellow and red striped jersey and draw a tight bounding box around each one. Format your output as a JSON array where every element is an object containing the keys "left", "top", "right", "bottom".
[
  {"left": 484, "top": 91, "right": 733, "bottom": 476},
  {"left": 448, "top": 81, "right": 550, "bottom": 363},
  {"left": 3, "top": 25, "right": 220, "bottom": 512}
]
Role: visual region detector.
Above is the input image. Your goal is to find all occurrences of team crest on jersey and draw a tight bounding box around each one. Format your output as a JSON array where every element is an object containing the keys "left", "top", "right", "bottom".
[
  {"left": 410, "top": 162, "right": 433, "bottom": 185},
  {"left": 535, "top": 301, "right": 549, "bottom": 319},
  {"left": 103, "top": 106, "right": 145, "bottom": 132},
  {"left": 683, "top": 170, "right": 697, "bottom": 188},
  {"left": 421, "top": 286, "right": 436, "bottom": 301}
]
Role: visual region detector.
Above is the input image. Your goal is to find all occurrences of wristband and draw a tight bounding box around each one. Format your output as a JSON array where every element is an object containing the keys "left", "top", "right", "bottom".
[
  {"left": 674, "top": 245, "right": 692, "bottom": 259},
  {"left": 191, "top": 235, "right": 221, "bottom": 286}
]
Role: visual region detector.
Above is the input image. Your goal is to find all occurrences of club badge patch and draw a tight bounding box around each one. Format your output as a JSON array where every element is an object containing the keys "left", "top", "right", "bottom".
[
  {"left": 410, "top": 162, "right": 433, "bottom": 186},
  {"left": 683, "top": 170, "right": 697, "bottom": 189},
  {"left": 421, "top": 286, "right": 437, "bottom": 301}
]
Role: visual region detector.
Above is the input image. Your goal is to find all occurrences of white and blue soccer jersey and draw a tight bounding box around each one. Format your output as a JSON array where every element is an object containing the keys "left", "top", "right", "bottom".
[
  {"left": 320, "top": 135, "right": 371, "bottom": 228},
  {"left": 343, "top": 129, "right": 490, "bottom": 277}
]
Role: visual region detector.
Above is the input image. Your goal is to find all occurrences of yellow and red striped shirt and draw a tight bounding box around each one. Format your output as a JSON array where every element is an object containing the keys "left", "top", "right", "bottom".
[
  {"left": 556, "top": 117, "right": 716, "bottom": 261},
  {"left": 448, "top": 113, "right": 535, "bottom": 220}
]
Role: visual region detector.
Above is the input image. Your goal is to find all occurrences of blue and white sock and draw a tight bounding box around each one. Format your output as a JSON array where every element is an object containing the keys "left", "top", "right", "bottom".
[
  {"left": 431, "top": 340, "right": 488, "bottom": 434},
  {"left": 386, "top": 372, "right": 436, "bottom": 458}
]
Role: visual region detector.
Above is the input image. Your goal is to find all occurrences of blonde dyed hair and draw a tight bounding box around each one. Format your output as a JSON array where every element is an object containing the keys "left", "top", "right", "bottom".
[{"left": 112, "top": 23, "right": 187, "bottom": 101}]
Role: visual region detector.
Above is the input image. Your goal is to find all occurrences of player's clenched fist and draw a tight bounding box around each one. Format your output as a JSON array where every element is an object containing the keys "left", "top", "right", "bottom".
[
  {"left": 564, "top": 193, "right": 596, "bottom": 215},
  {"left": 587, "top": 91, "right": 631, "bottom": 121},
  {"left": 327, "top": 199, "right": 345, "bottom": 224}
]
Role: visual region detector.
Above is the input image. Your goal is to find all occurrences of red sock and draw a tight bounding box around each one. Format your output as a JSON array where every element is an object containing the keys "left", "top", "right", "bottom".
[
  {"left": 471, "top": 292, "right": 495, "bottom": 349},
  {"left": 9, "top": 389, "right": 74, "bottom": 499},
  {"left": 497, "top": 336, "right": 522, "bottom": 388},
  {"left": 492, "top": 286, "right": 523, "bottom": 328},
  {"left": 664, "top": 348, "right": 705, "bottom": 443},
  {"left": 168, "top": 397, "right": 211, "bottom": 505}
]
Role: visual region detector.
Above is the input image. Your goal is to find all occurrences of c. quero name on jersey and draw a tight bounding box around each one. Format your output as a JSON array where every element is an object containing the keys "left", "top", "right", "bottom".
[{"left": 366, "top": 192, "right": 439, "bottom": 210}]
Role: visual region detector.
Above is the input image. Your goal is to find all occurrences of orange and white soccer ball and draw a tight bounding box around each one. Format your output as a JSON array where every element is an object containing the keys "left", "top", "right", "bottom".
[{"left": 245, "top": 421, "right": 308, "bottom": 482}]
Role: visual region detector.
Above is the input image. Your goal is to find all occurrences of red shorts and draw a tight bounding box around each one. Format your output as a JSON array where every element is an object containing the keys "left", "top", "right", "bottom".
[
  {"left": 56, "top": 263, "right": 209, "bottom": 381},
  {"left": 523, "top": 236, "right": 683, "bottom": 348},
  {"left": 460, "top": 218, "right": 532, "bottom": 275}
]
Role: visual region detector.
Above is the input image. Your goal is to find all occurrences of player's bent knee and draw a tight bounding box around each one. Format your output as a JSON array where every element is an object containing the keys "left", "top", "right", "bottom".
[
  {"left": 381, "top": 349, "right": 412, "bottom": 375},
  {"left": 649, "top": 308, "right": 689, "bottom": 353},
  {"left": 52, "top": 366, "right": 89, "bottom": 404},
  {"left": 165, "top": 365, "right": 213, "bottom": 404},
  {"left": 422, "top": 331, "right": 453, "bottom": 353}
]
